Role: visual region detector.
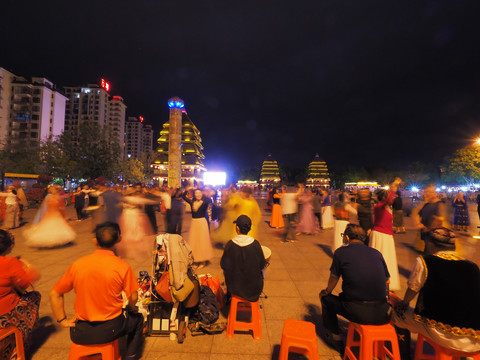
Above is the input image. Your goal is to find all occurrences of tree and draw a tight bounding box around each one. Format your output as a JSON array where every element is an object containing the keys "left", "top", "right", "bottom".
[
  {"left": 447, "top": 146, "right": 480, "bottom": 183},
  {"left": 59, "top": 122, "right": 121, "bottom": 180},
  {"left": 116, "top": 158, "right": 145, "bottom": 184},
  {"left": 38, "top": 138, "right": 76, "bottom": 178},
  {"left": 0, "top": 142, "right": 40, "bottom": 174}
]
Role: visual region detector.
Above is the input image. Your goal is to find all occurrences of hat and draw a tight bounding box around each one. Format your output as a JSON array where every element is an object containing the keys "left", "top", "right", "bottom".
[
  {"left": 233, "top": 215, "right": 252, "bottom": 228},
  {"left": 428, "top": 227, "right": 456, "bottom": 250}
]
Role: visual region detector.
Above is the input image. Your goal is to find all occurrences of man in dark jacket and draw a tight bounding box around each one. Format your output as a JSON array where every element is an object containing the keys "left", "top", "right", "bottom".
[{"left": 220, "top": 215, "right": 266, "bottom": 302}]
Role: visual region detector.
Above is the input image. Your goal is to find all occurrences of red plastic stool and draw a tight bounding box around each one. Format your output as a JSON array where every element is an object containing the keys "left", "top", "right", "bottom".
[
  {"left": 0, "top": 326, "right": 25, "bottom": 360},
  {"left": 415, "top": 333, "right": 480, "bottom": 360},
  {"left": 226, "top": 295, "right": 261, "bottom": 339},
  {"left": 344, "top": 322, "right": 401, "bottom": 360},
  {"left": 69, "top": 339, "right": 121, "bottom": 360},
  {"left": 279, "top": 319, "right": 319, "bottom": 360}
]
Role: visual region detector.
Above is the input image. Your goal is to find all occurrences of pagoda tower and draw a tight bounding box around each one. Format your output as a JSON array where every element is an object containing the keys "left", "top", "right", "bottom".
[
  {"left": 306, "top": 153, "right": 330, "bottom": 188},
  {"left": 152, "top": 107, "right": 206, "bottom": 185},
  {"left": 259, "top": 154, "right": 281, "bottom": 186}
]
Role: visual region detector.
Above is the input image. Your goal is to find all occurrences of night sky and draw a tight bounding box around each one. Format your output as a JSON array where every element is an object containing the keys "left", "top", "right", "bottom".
[{"left": 2, "top": 0, "right": 480, "bottom": 175}]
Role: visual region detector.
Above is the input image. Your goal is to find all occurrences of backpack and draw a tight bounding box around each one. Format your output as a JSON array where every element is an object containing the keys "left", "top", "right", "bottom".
[{"left": 190, "top": 285, "right": 220, "bottom": 325}]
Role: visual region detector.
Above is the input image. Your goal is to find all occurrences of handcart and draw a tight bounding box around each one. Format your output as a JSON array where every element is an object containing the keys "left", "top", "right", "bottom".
[{"left": 144, "top": 233, "right": 199, "bottom": 343}]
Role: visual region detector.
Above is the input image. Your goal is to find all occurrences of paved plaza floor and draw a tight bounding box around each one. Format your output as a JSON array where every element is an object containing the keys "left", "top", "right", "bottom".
[{"left": 8, "top": 199, "right": 480, "bottom": 359}]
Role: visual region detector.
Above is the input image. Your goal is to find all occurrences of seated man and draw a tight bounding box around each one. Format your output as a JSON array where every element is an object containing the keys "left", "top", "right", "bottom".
[
  {"left": 393, "top": 227, "right": 480, "bottom": 353},
  {"left": 220, "top": 214, "right": 266, "bottom": 302},
  {"left": 49, "top": 222, "right": 144, "bottom": 360},
  {"left": 319, "top": 223, "right": 391, "bottom": 354}
]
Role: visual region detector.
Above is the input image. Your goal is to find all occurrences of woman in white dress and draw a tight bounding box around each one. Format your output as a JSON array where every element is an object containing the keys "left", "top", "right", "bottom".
[
  {"left": 25, "top": 186, "right": 76, "bottom": 248},
  {"left": 333, "top": 193, "right": 357, "bottom": 251}
]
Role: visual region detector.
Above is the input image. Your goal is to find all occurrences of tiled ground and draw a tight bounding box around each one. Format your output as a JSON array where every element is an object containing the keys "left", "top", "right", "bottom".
[{"left": 7, "top": 198, "right": 480, "bottom": 359}]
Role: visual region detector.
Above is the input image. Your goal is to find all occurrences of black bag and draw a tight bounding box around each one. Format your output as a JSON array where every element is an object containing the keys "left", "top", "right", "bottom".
[{"left": 190, "top": 285, "right": 220, "bottom": 325}]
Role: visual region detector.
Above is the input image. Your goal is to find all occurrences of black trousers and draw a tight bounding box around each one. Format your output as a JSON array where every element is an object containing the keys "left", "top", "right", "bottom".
[
  {"left": 283, "top": 213, "right": 296, "bottom": 241},
  {"left": 70, "top": 311, "right": 144, "bottom": 359},
  {"left": 321, "top": 293, "right": 391, "bottom": 334}
]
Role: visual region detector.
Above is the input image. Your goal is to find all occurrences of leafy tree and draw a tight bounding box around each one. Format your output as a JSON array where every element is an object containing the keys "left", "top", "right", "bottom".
[
  {"left": 59, "top": 122, "right": 121, "bottom": 180},
  {"left": 38, "top": 138, "right": 76, "bottom": 178},
  {"left": 447, "top": 146, "right": 480, "bottom": 183},
  {"left": 0, "top": 142, "right": 40, "bottom": 174},
  {"left": 116, "top": 158, "right": 145, "bottom": 184}
]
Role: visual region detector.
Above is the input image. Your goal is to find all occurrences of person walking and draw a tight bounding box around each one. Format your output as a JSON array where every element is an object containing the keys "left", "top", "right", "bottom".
[
  {"left": 280, "top": 185, "right": 298, "bottom": 242},
  {"left": 269, "top": 187, "right": 284, "bottom": 228}
]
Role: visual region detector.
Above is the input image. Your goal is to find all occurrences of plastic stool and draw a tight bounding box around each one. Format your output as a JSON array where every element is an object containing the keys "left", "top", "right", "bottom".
[
  {"left": 226, "top": 295, "right": 261, "bottom": 339},
  {"left": 279, "top": 319, "right": 319, "bottom": 360},
  {"left": 344, "top": 322, "right": 401, "bottom": 360},
  {"left": 69, "top": 339, "right": 121, "bottom": 360},
  {"left": 414, "top": 333, "right": 480, "bottom": 360},
  {"left": 0, "top": 326, "right": 25, "bottom": 360}
]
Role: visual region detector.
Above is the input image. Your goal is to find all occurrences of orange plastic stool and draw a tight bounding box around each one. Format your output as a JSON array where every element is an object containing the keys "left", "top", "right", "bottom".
[
  {"left": 414, "top": 333, "right": 480, "bottom": 360},
  {"left": 69, "top": 339, "right": 121, "bottom": 360},
  {"left": 0, "top": 326, "right": 25, "bottom": 360},
  {"left": 279, "top": 319, "right": 319, "bottom": 360},
  {"left": 344, "top": 322, "right": 401, "bottom": 360},
  {"left": 226, "top": 295, "right": 261, "bottom": 339}
]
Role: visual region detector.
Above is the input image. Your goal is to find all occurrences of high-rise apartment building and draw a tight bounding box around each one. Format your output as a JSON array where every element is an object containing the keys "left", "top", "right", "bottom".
[
  {"left": 63, "top": 83, "right": 126, "bottom": 155},
  {"left": 124, "top": 116, "right": 143, "bottom": 159},
  {"left": 142, "top": 124, "right": 153, "bottom": 154},
  {"left": 109, "top": 96, "right": 127, "bottom": 152},
  {"left": 0, "top": 67, "right": 67, "bottom": 149}
]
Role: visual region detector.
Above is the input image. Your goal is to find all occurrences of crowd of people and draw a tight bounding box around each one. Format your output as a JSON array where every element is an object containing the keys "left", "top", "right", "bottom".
[{"left": 0, "top": 179, "right": 479, "bottom": 359}]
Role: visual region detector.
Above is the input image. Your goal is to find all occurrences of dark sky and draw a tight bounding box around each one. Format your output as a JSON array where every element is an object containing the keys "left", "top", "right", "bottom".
[{"left": 2, "top": 0, "right": 480, "bottom": 175}]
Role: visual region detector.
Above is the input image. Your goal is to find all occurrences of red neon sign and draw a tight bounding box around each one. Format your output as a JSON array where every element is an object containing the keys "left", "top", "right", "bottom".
[
  {"left": 100, "top": 78, "right": 110, "bottom": 92},
  {"left": 139, "top": 116, "right": 144, "bottom": 123}
]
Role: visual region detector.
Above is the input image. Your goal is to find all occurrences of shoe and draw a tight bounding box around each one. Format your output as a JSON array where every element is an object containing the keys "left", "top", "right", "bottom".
[{"left": 323, "top": 333, "right": 345, "bottom": 356}]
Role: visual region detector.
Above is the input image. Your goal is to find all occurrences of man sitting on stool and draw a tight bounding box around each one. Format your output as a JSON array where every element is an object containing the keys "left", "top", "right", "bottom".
[
  {"left": 319, "top": 223, "right": 391, "bottom": 355},
  {"left": 221, "top": 214, "right": 266, "bottom": 302},
  {"left": 49, "top": 222, "right": 144, "bottom": 360}
]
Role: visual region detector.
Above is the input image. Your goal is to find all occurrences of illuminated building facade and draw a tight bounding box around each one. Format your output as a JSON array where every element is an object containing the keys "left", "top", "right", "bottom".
[
  {"left": 152, "top": 107, "right": 206, "bottom": 185},
  {"left": 0, "top": 68, "right": 67, "bottom": 149},
  {"left": 306, "top": 153, "right": 330, "bottom": 187},
  {"left": 259, "top": 154, "right": 281, "bottom": 186},
  {"left": 64, "top": 79, "right": 126, "bottom": 154}
]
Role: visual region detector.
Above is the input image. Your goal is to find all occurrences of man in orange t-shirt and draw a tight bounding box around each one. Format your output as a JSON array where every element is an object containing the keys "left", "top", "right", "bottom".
[{"left": 50, "top": 222, "right": 143, "bottom": 360}]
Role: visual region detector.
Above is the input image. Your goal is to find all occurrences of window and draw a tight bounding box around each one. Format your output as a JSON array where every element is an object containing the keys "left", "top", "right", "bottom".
[{"left": 31, "top": 132, "right": 37, "bottom": 138}]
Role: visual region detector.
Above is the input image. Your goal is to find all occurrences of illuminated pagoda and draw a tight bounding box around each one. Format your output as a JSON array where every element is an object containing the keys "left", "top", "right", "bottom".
[
  {"left": 306, "top": 153, "right": 330, "bottom": 188},
  {"left": 259, "top": 154, "right": 281, "bottom": 186},
  {"left": 152, "top": 104, "right": 206, "bottom": 185}
]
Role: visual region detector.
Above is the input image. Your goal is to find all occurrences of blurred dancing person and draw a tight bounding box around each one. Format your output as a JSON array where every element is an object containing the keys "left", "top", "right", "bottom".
[
  {"left": 356, "top": 189, "right": 374, "bottom": 241},
  {"left": 321, "top": 188, "right": 334, "bottom": 229},
  {"left": 25, "top": 186, "right": 76, "bottom": 248},
  {"left": 236, "top": 187, "right": 262, "bottom": 239},
  {"left": 100, "top": 185, "right": 124, "bottom": 223},
  {"left": 0, "top": 186, "right": 19, "bottom": 230},
  {"left": 296, "top": 188, "right": 320, "bottom": 235},
  {"left": 333, "top": 193, "right": 357, "bottom": 251},
  {"left": 281, "top": 185, "right": 298, "bottom": 242},
  {"left": 313, "top": 188, "right": 323, "bottom": 231},
  {"left": 168, "top": 188, "right": 184, "bottom": 235},
  {"left": 369, "top": 178, "right": 401, "bottom": 291},
  {"left": 392, "top": 190, "right": 405, "bottom": 233},
  {"left": 116, "top": 187, "right": 155, "bottom": 261},
  {"left": 413, "top": 184, "right": 447, "bottom": 255},
  {"left": 182, "top": 185, "right": 213, "bottom": 268}
]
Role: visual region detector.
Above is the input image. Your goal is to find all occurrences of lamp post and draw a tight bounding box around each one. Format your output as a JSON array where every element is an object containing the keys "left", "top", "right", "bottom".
[{"left": 167, "top": 97, "right": 184, "bottom": 188}]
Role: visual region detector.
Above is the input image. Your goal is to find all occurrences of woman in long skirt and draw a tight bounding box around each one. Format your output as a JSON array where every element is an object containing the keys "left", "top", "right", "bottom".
[
  {"left": 24, "top": 186, "right": 76, "bottom": 248},
  {"left": 269, "top": 187, "right": 284, "bottom": 228},
  {"left": 369, "top": 178, "right": 402, "bottom": 291},
  {"left": 452, "top": 191, "right": 470, "bottom": 232},
  {"left": 296, "top": 189, "right": 319, "bottom": 235},
  {"left": 183, "top": 186, "right": 213, "bottom": 268}
]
